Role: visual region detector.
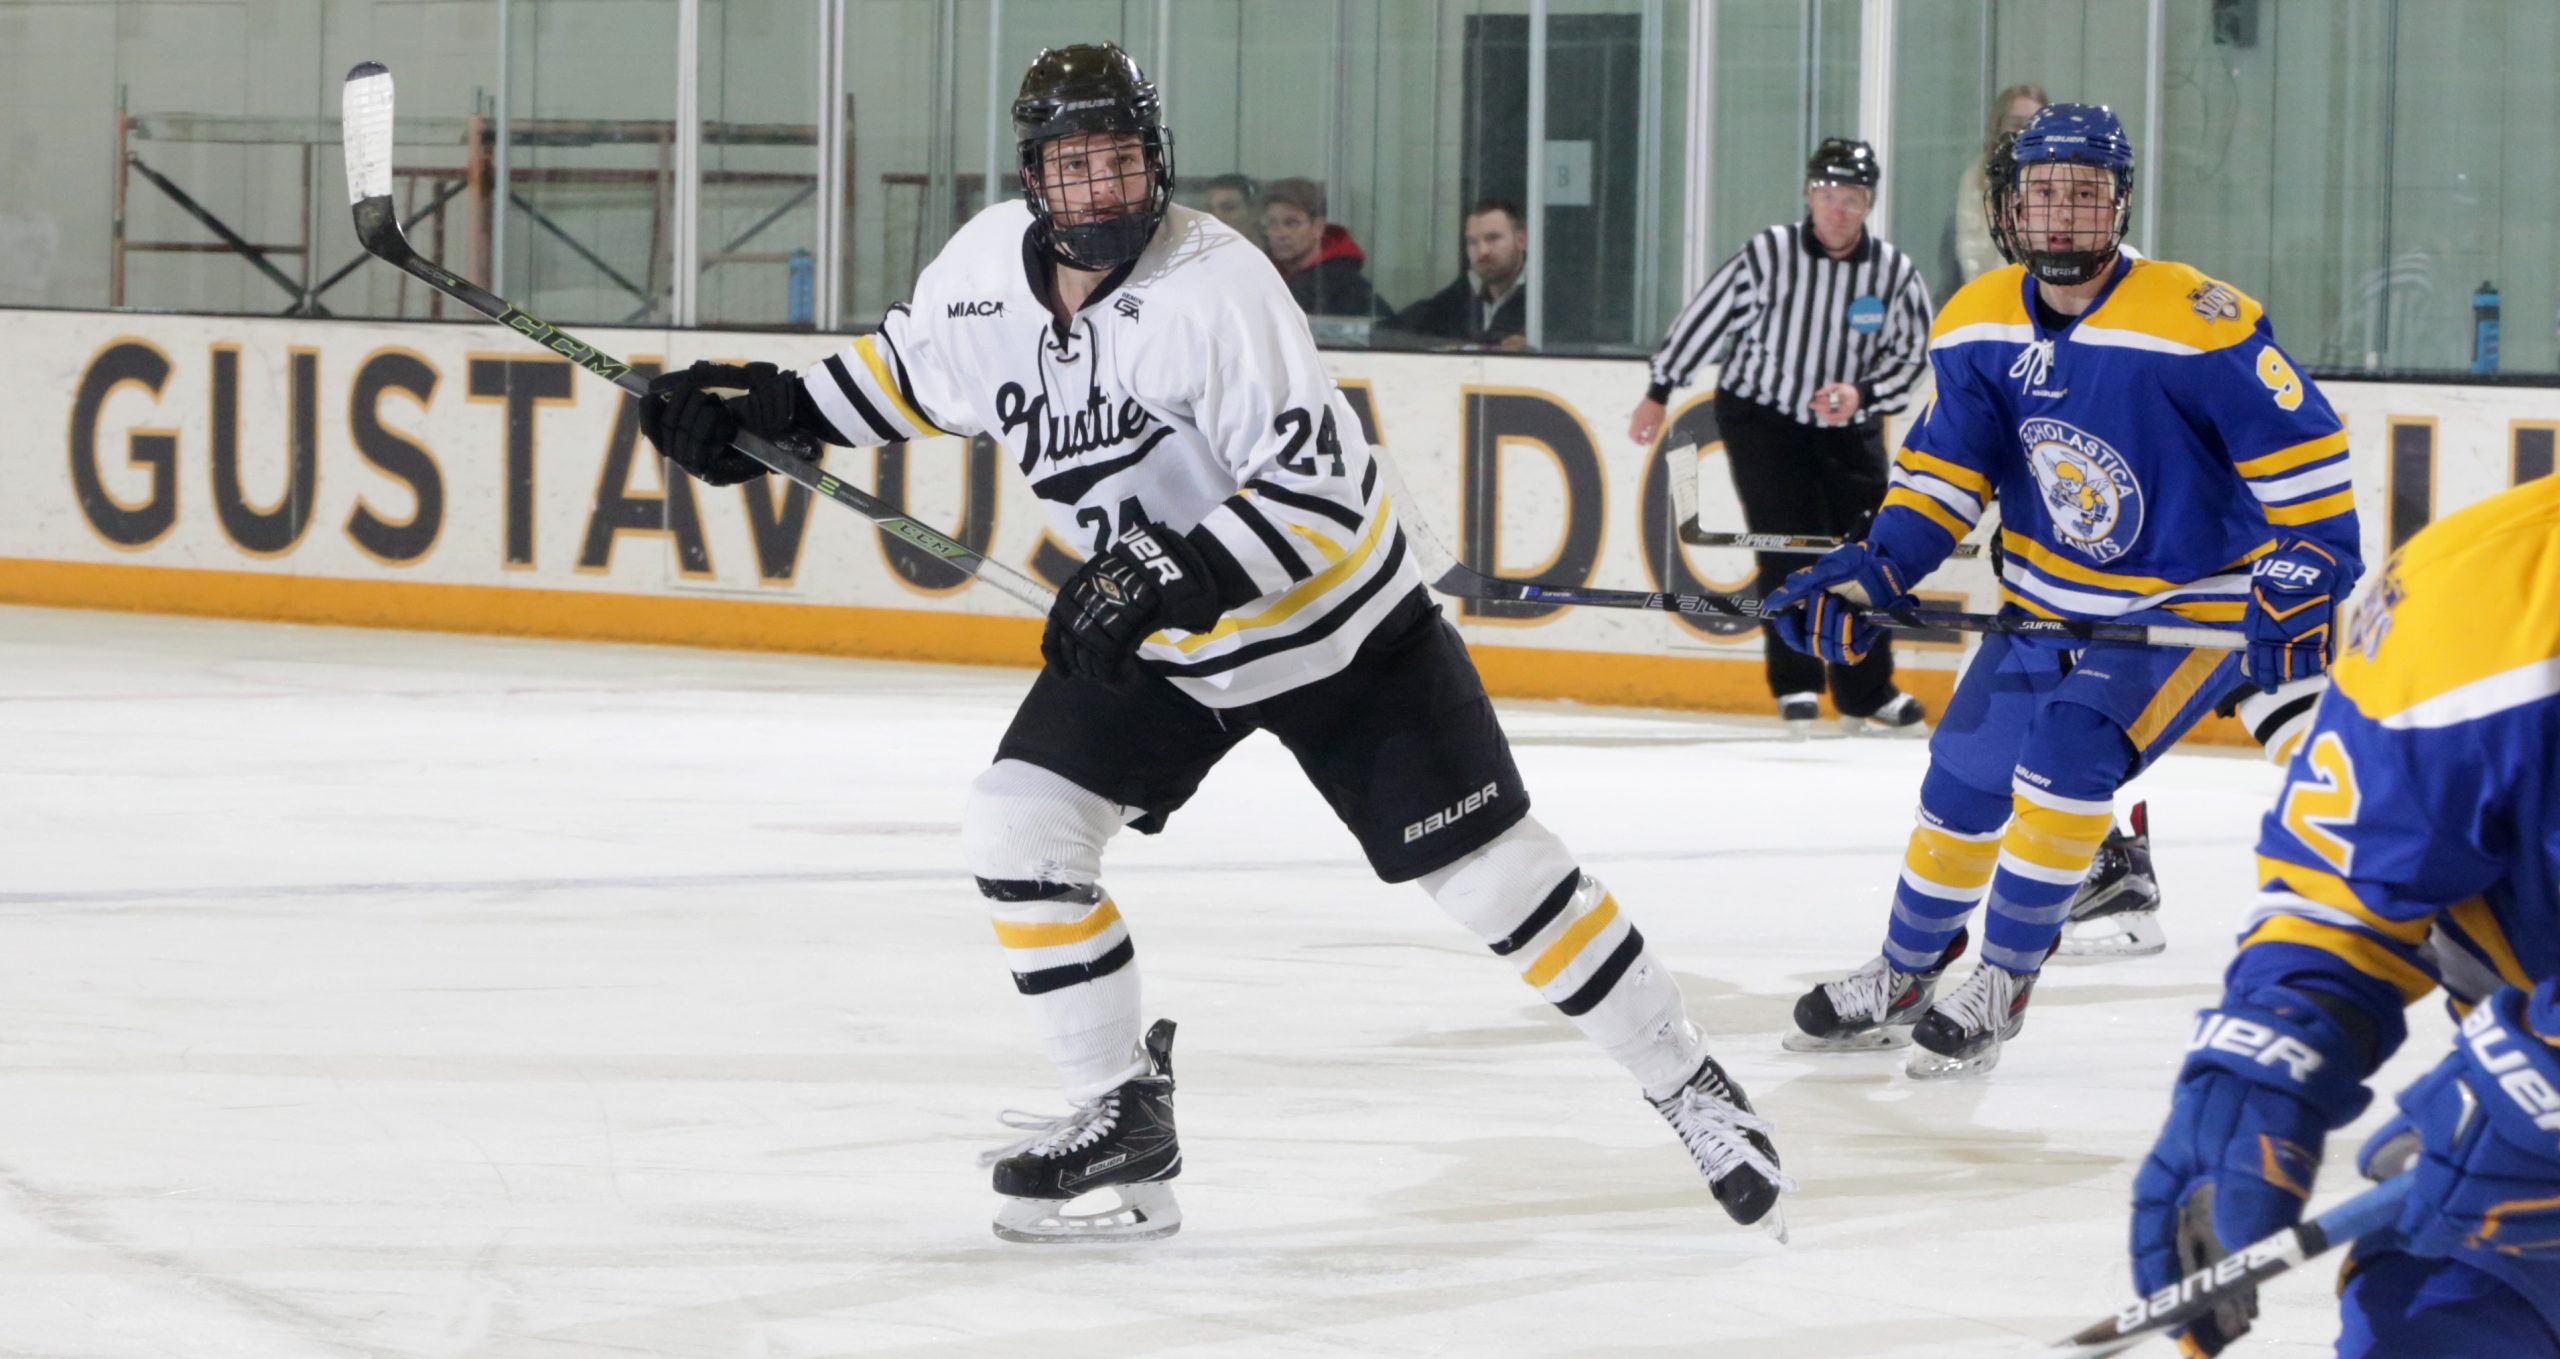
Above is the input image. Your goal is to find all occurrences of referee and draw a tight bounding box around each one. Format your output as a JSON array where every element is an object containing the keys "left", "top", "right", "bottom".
[{"left": 1630, "top": 137, "right": 1936, "bottom": 738}]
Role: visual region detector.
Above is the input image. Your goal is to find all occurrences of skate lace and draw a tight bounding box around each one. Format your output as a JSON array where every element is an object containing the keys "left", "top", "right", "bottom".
[
  {"left": 975, "top": 1094, "right": 1121, "bottom": 1168},
  {"left": 1663, "top": 1088, "right": 1797, "bottom": 1195},
  {"left": 1825, "top": 957, "right": 1908, "bottom": 1025},
  {"left": 1936, "top": 966, "right": 2015, "bottom": 1033}
]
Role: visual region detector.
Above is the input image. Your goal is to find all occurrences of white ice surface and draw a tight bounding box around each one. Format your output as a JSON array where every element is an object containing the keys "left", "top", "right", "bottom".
[{"left": 0, "top": 606, "right": 2450, "bottom": 1358}]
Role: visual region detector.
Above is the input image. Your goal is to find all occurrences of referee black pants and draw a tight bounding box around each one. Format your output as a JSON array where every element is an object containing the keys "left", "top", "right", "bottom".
[{"left": 1716, "top": 390, "right": 1899, "bottom": 715}]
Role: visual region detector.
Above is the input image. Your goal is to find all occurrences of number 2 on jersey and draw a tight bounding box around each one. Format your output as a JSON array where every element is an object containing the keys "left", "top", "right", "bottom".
[
  {"left": 2279, "top": 731, "right": 2362, "bottom": 873},
  {"left": 1078, "top": 496, "right": 1152, "bottom": 556}
]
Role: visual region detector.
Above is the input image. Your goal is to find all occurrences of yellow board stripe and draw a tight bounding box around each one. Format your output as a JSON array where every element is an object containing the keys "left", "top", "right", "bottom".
[
  {"left": 2255, "top": 856, "right": 2435, "bottom": 945},
  {"left": 1168, "top": 493, "right": 1392, "bottom": 654},
  {"left": 2128, "top": 648, "right": 2229, "bottom": 750},
  {"left": 2236, "top": 431, "right": 2350, "bottom": 479},
  {"left": 2449, "top": 897, "right": 2532, "bottom": 989},
  {"left": 1885, "top": 486, "right": 1973, "bottom": 539},
  {"left": 992, "top": 898, "right": 1123, "bottom": 950},
  {"left": 1524, "top": 894, "right": 1620, "bottom": 989},
  {"left": 2239, "top": 915, "right": 2436, "bottom": 1002},
  {"left": 2265, "top": 489, "right": 2358, "bottom": 526},
  {"left": 1898, "top": 448, "right": 1995, "bottom": 498},
  {"left": 855, "top": 335, "right": 947, "bottom": 436}
]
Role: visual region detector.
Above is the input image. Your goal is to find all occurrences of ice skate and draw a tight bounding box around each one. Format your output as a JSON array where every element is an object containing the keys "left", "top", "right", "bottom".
[
  {"left": 2057, "top": 802, "right": 2164, "bottom": 958},
  {"left": 1777, "top": 692, "right": 1821, "bottom": 741},
  {"left": 980, "top": 1019, "right": 1183, "bottom": 1244},
  {"left": 1650, "top": 1053, "right": 1794, "bottom": 1239},
  {"left": 1784, "top": 928, "right": 1968, "bottom": 1053},
  {"left": 1841, "top": 692, "right": 1929, "bottom": 738},
  {"left": 1906, "top": 961, "right": 2037, "bottom": 1079}
]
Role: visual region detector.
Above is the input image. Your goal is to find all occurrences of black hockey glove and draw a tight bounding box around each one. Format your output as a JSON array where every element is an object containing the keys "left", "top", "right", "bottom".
[
  {"left": 640, "top": 360, "right": 804, "bottom": 486},
  {"left": 1042, "top": 522, "right": 1225, "bottom": 689}
]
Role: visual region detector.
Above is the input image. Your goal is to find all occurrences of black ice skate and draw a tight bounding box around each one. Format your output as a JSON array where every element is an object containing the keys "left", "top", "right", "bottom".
[
  {"left": 1906, "top": 961, "right": 2038, "bottom": 1079},
  {"left": 1784, "top": 928, "right": 1969, "bottom": 1053},
  {"left": 980, "top": 1019, "right": 1182, "bottom": 1243},
  {"left": 2057, "top": 802, "right": 2164, "bottom": 958},
  {"left": 1777, "top": 692, "right": 1821, "bottom": 741},
  {"left": 1650, "top": 1054, "right": 1794, "bottom": 1239},
  {"left": 1841, "top": 692, "right": 1930, "bottom": 739}
]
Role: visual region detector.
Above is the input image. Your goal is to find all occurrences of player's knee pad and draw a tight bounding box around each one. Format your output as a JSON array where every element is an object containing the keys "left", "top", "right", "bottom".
[
  {"left": 961, "top": 759, "right": 1127, "bottom": 899},
  {"left": 1417, "top": 814, "right": 1581, "bottom": 944},
  {"left": 1917, "top": 761, "right": 2012, "bottom": 836},
  {"left": 2015, "top": 699, "right": 2138, "bottom": 804},
  {"left": 2232, "top": 674, "right": 2327, "bottom": 766}
]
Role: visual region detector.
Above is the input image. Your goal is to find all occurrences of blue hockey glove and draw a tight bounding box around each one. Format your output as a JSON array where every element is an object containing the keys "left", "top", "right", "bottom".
[
  {"left": 2241, "top": 538, "right": 2349, "bottom": 692},
  {"left": 1763, "top": 542, "right": 1913, "bottom": 665},
  {"left": 2132, "top": 988, "right": 2377, "bottom": 1356},
  {"left": 2358, "top": 982, "right": 2560, "bottom": 1264}
]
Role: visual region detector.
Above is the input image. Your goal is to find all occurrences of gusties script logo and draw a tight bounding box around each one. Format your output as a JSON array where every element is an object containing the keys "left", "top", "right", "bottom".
[{"left": 2021, "top": 417, "right": 2144, "bottom": 563}]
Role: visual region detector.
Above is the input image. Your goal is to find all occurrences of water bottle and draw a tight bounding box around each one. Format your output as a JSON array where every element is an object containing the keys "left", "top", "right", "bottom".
[
  {"left": 788, "top": 249, "right": 816, "bottom": 326},
  {"left": 2472, "top": 281, "right": 2499, "bottom": 374}
]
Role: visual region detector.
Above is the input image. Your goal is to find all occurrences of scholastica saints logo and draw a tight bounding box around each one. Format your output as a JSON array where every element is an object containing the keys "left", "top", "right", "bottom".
[{"left": 2021, "top": 417, "right": 2144, "bottom": 562}]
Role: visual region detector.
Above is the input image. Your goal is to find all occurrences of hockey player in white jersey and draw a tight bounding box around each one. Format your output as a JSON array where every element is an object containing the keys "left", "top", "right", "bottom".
[{"left": 638, "top": 44, "right": 1786, "bottom": 1243}]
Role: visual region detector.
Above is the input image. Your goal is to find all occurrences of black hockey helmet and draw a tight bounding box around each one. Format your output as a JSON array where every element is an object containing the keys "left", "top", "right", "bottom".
[
  {"left": 1982, "top": 129, "right": 2023, "bottom": 265},
  {"left": 1805, "top": 137, "right": 1880, "bottom": 191},
  {"left": 1013, "top": 43, "right": 1176, "bottom": 270}
]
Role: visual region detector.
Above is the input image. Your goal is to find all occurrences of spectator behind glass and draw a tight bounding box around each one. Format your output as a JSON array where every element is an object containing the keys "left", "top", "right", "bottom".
[
  {"left": 1376, "top": 198, "right": 1529, "bottom": 351},
  {"left": 1201, "top": 173, "right": 1264, "bottom": 253},
  {"left": 1949, "top": 83, "right": 2047, "bottom": 284},
  {"left": 1262, "top": 177, "right": 1387, "bottom": 318}
]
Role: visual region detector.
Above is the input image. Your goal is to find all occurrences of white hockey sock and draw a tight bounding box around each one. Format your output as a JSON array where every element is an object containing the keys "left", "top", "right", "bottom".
[
  {"left": 964, "top": 759, "right": 1148, "bottom": 1102},
  {"left": 1421, "top": 816, "right": 1708, "bottom": 1098},
  {"left": 989, "top": 887, "right": 1146, "bottom": 1101}
]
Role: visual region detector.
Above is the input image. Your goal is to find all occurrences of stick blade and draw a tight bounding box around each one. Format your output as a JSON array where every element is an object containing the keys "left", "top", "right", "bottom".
[{"left": 342, "top": 61, "right": 396, "bottom": 206}]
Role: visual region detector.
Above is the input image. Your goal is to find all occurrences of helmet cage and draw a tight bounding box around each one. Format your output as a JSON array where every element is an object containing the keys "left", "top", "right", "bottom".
[{"left": 2008, "top": 104, "right": 2134, "bottom": 286}]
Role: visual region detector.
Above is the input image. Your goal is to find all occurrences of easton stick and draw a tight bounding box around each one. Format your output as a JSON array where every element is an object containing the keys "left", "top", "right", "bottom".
[
  {"left": 339, "top": 61, "right": 1055, "bottom": 615},
  {"left": 2029, "top": 1176, "right": 2412, "bottom": 1358},
  {"left": 1374, "top": 452, "right": 2241, "bottom": 652}
]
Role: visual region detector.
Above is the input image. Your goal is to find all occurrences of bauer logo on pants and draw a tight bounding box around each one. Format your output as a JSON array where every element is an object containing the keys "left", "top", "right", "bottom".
[{"left": 1404, "top": 782, "right": 1501, "bottom": 843}]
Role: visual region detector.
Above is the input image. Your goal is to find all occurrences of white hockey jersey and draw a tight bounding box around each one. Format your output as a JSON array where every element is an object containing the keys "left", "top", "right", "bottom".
[{"left": 799, "top": 201, "right": 1422, "bottom": 708}]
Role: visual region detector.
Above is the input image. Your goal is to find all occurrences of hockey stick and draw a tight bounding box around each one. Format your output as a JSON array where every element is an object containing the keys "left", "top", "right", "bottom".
[
  {"left": 1660, "top": 441, "right": 1988, "bottom": 556},
  {"left": 2028, "top": 1176, "right": 2411, "bottom": 1357},
  {"left": 339, "top": 62, "right": 1055, "bottom": 615},
  {"left": 1378, "top": 452, "right": 2241, "bottom": 651}
]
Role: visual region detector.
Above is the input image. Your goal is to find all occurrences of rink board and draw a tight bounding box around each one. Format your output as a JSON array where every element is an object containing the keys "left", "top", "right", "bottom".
[{"left": 4, "top": 306, "right": 2552, "bottom": 730}]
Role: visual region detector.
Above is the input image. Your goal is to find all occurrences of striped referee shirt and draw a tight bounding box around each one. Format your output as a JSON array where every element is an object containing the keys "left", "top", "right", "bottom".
[{"left": 1647, "top": 219, "right": 1935, "bottom": 426}]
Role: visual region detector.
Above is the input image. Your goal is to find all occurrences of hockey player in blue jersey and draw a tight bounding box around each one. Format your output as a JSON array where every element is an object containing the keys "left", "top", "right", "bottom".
[
  {"left": 1770, "top": 103, "right": 2363, "bottom": 1077},
  {"left": 2126, "top": 476, "right": 2560, "bottom": 1357}
]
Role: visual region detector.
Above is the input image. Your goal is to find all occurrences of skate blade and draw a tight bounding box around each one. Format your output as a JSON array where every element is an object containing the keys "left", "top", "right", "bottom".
[
  {"left": 1781, "top": 1028, "right": 1913, "bottom": 1053},
  {"left": 1904, "top": 1043, "right": 2003, "bottom": 1080},
  {"left": 1759, "top": 1202, "right": 1791, "bottom": 1245},
  {"left": 2057, "top": 912, "right": 2166, "bottom": 959},
  {"left": 992, "top": 1182, "right": 1182, "bottom": 1244}
]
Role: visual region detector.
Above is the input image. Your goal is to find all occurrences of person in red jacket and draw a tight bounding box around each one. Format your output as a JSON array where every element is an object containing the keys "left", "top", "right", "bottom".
[{"left": 1261, "top": 177, "right": 1387, "bottom": 318}]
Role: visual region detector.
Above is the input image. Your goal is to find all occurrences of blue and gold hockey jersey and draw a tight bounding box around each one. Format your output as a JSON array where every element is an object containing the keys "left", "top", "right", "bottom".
[
  {"left": 2233, "top": 473, "right": 2560, "bottom": 1026},
  {"left": 1872, "top": 258, "right": 2360, "bottom": 625}
]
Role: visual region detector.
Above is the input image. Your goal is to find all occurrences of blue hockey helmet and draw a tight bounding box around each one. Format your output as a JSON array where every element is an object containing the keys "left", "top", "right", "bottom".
[{"left": 2007, "top": 102, "right": 2133, "bottom": 284}]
